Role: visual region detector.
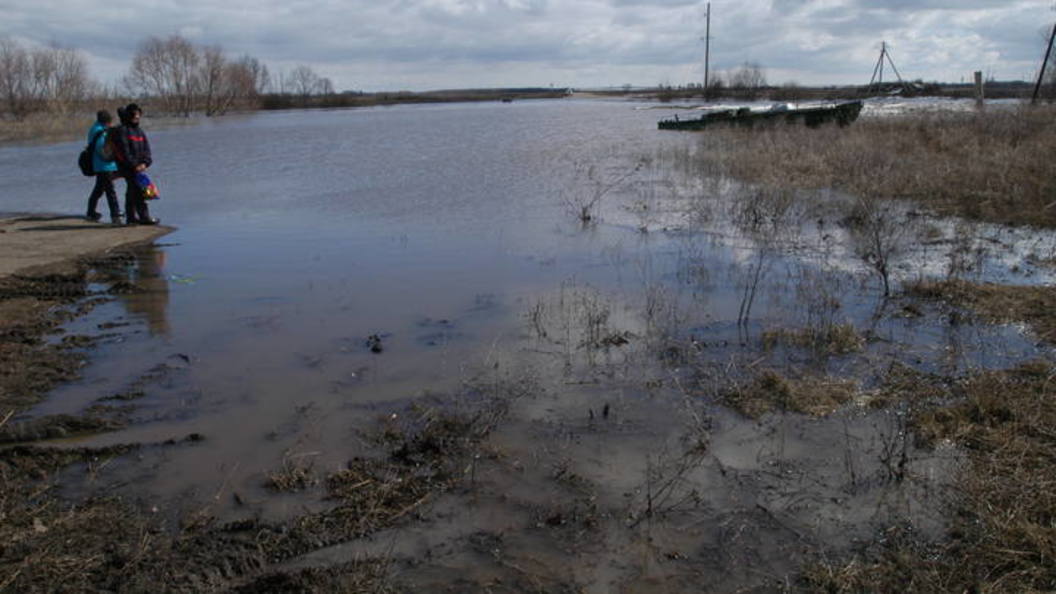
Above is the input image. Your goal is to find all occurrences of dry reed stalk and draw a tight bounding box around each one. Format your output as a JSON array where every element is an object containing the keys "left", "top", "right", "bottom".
[{"left": 692, "top": 106, "right": 1056, "bottom": 228}]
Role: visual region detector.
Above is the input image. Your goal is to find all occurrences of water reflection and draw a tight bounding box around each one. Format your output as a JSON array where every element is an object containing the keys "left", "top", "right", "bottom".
[{"left": 120, "top": 246, "right": 170, "bottom": 337}]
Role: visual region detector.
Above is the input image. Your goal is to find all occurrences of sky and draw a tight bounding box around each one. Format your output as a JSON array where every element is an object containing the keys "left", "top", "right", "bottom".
[{"left": 2, "top": 0, "right": 1054, "bottom": 92}]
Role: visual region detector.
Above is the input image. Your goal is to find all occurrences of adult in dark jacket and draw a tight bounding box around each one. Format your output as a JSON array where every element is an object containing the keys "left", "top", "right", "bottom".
[
  {"left": 112, "top": 103, "right": 158, "bottom": 225},
  {"left": 84, "top": 110, "right": 121, "bottom": 223}
]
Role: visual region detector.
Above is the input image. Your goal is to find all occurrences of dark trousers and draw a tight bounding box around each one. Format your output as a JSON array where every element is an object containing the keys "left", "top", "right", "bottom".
[
  {"left": 124, "top": 172, "right": 152, "bottom": 223},
  {"left": 87, "top": 172, "right": 119, "bottom": 218}
]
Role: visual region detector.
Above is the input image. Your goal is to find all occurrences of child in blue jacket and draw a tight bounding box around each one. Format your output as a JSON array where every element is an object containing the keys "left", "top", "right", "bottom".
[{"left": 84, "top": 110, "right": 120, "bottom": 223}]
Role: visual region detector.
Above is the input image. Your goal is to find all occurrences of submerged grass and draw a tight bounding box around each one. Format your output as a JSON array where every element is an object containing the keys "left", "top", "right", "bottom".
[
  {"left": 0, "top": 386, "right": 513, "bottom": 592},
  {"left": 906, "top": 278, "right": 1056, "bottom": 342},
  {"left": 761, "top": 323, "right": 865, "bottom": 356},
  {"left": 804, "top": 360, "right": 1056, "bottom": 592},
  {"left": 691, "top": 105, "right": 1056, "bottom": 228},
  {"left": 721, "top": 370, "right": 857, "bottom": 418}
]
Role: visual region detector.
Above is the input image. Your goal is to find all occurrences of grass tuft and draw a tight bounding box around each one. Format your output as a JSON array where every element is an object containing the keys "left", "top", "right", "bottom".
[
  {"left": 722, "top": 370, "right": 857, "bottom": 418},
  {"left": 804, "top": 361, "right": 1056, "bottom": 592}
]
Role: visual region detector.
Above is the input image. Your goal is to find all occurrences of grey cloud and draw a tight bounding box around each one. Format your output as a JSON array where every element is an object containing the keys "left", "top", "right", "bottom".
[
  {"left": 849, "top": 0, "right": 1022, "bottom": 9},
  {"left": 2, "top": 0, "right": 1052, "bottom": 90},
  {"left": 609, "top": 0, "right": 699, "bottom": 6}
]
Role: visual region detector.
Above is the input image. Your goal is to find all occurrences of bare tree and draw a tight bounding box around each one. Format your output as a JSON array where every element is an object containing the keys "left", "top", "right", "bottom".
[
  {"left": 237, "top": 55, "right": 270, "bottom": 96},
  {"left": 127, "top": 34, "right": 201, "bottom": 116},
  {"left": 222, "top": 60, "right": 257, "bottom": 110},
  {"left": 288, "top": 64, "right": 322, "bottom": 104},
  {"left": 199, "top": 44, "right": 226, "bottom": 116},
  {"left": 318, "top": 76, "right": 335, "bottom": 96},
  {"left": 729, "top": 61, "right": 767, "bottom": 100},
  {"left": 48, "top": 45, "right": 90, "bottom": 112},
  {"left": 0, "top": 38, "right": 31, "bottom": 118},
  {"left": 0, "top": 39, "right": 90, "bottom": 118}
]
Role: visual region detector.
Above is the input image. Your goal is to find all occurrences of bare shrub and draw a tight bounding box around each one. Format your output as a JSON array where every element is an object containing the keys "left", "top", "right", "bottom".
[
  {"left": 559, "top": 155, "right": 645, "bottom": 223},
  {"left": 845, "top": 197, "right": 915, "bottom": 297},
  {"left": 626, "top": 446, "right": 707, "bottom": 528}
]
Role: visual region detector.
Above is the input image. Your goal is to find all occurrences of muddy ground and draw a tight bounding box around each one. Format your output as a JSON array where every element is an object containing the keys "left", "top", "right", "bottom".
[{"left": 3, "top": 211, "right": 1056, "bottom": 592}]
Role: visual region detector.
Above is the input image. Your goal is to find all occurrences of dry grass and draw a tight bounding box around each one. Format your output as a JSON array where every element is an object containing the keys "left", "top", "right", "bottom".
[
  {"left": 722, "top": 370, "right": 857, "bottom": 418},
  {"left": 0, "top": 390, "right": 512, "bottom": 592},
  {"left": 0, "top": 110, "right": 204, "bottom": 146},
  {"left": 906, "top": 279, "right": 1056, "bottom": 343},
  {"left": 0, "top": 112, "right": 97, "bottom": 145},
  {"left": 264, "top": 452, "right": 320, "bottom": 492},
  {"left": 692, "top": 105, "right": 1056, "bottom": 228},
  {"left": 761, "top": 323, "right": 865, "bottom": 356},
  {"left": 859, "top": 361, "right": 951, "bottom": 410},
  {"left": 803, "top": 361, "right": 1056, "bottom": 592}
]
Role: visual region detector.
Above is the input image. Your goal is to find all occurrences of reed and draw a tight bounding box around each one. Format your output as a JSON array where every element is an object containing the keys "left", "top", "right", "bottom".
[{"left": 690, "top": 105, "right": 1056, "bottom": 228}]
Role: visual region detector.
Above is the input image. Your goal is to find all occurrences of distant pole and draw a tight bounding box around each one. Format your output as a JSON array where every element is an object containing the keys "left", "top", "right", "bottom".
[
  {"left": 974, "top": 71, "right": 984, "bottom": 108},
  {"left": 704, "top": 2, "right": 711, "bottom": 99},
  {"left": 868, "top": 42, "right": 886, "bottom": 93},
  {"left": 879, "top": 42, "right": 886, "bottom": 88},
  {"left": 1032, "top": 22, "right": 1056, "bottom": 105}
]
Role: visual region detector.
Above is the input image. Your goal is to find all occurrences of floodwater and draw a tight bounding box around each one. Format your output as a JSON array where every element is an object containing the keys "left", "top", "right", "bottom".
[{"left": 2, "top": 97, "right": 1054, "bottom": 589}]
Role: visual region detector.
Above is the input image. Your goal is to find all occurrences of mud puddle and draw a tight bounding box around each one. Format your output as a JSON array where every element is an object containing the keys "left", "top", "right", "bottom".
[{"left": 10, "top": 196, "right": 1048, "bottom": 591}]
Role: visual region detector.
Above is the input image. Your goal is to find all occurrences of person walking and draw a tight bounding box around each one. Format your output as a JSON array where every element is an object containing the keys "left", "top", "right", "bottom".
[
  {"left": 112, "top": 103, "right": 159, "bottom": 225},
  {"left": 84, "top": 110, "right": 121, "bottom": 224}
]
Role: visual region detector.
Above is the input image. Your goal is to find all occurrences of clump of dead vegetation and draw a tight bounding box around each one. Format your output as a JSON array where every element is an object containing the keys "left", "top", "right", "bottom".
[
  {"left": 859, "top": 361, "right": 951, "bottom": 410},
  {"left": 692, "top": 105, "right": 1056, "bottom": 228},
  {"left": 0, "top": 384, "right": 514, "bottom": 592},
  {"left": 905, "top": 278, "right": 1056, "bottom": 342},
  {"left": 802, "top": 360, "right": 1056, "bottom": 592},
  {"left": 761, "top": 322, "right": 865, "bottom": 356},
  {"left": 264, "top": 451, "right": 320, "bottom": 492},
  {"left": 720, "top": 370, "right": 857, "bottom": 418}
]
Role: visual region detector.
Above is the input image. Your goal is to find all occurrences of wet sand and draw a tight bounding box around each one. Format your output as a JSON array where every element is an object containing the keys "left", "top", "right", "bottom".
[
  {"left": 0, "top": 215, "right": 173, "bottom": 278},
  {"left": 0, "top": 214, "right": 172, "bottom": 414}
]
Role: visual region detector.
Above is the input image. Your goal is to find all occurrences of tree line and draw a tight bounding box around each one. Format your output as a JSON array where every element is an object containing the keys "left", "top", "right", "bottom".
[{"left": 0, "top": 34, "right": 335, "bottom": 120}]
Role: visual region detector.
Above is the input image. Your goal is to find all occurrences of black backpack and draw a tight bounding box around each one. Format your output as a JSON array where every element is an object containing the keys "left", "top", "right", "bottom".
[{"left": 77, "top": 129, "right": 106, "bottom": 176}]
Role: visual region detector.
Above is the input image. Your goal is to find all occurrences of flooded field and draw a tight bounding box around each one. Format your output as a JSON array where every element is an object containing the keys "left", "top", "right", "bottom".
[{"left": 2, "top": 98, "right": 1054, "bottom": 591}]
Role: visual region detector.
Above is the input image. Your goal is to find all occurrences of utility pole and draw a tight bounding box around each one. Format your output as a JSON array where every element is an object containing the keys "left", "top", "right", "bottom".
[
  {"left": 703, "top": 2, "right": 711, "bottom": 100},
  {"left": 867, "top": 41, "right": 906, "bottom": 94},
  {"left": 1032, "top": 22, "right": 1056, "bottom": 105},
  {"left": 879, "top": 41, "right": 886, "bottom": 87}
]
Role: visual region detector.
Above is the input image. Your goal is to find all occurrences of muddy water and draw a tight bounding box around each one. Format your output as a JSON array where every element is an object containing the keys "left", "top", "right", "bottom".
[{"left": 3, "top": 98, "right": 1054, "bottom": 588}]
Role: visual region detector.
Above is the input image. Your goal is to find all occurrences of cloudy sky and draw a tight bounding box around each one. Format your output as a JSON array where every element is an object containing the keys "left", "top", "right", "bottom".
[{"left": 3, "top": 0, "right": 1054, "bottom": 91}]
